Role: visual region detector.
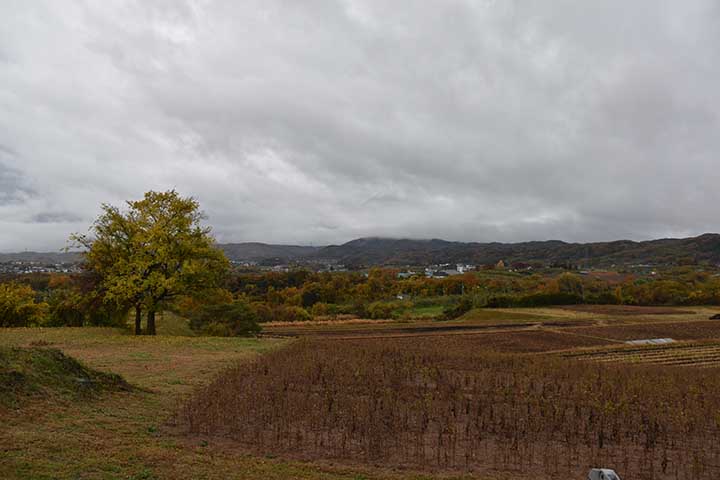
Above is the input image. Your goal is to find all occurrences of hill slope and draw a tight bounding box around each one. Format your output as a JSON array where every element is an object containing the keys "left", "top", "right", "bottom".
[
  {"left": 312, "top": 234, "right": 720, "bottom": 267},
  {"left": 218, "top": 243, "right": 321, "bottom": 262}
]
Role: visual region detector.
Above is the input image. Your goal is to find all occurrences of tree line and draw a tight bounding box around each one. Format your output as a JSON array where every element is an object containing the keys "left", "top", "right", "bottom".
[{"left": 2, "top": 190, "right": 720, "bottom": 332}]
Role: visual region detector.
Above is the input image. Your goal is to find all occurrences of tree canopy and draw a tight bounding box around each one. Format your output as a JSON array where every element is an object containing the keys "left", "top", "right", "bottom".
[{"left": 72, "top": 190, "right": 229, "bottom": 334}]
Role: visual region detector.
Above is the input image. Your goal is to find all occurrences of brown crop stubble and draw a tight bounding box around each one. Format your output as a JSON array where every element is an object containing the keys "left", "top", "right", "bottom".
[
  {"left": 176, "top": 337, "right": 720, "bottom": 479},
  {"left": 570, "top": 320, "right": 720, "bottom": 342}
]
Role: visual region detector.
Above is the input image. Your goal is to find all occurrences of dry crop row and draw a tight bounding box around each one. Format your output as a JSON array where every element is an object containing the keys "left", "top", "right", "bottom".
[
  {"left": 176, "top": 337, "right": 720, "bottom": 479},
  {"left": 563, "top": 341, "right": 720, "bottom": 367}
]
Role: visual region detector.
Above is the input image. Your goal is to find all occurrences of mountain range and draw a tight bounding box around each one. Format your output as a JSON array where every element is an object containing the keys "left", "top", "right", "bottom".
[
  {"left": 217, "top": 233, "right": 720, "bottom": 267},
  {"left": 3, "top": 234, "right": 719, "bottom": 268}
]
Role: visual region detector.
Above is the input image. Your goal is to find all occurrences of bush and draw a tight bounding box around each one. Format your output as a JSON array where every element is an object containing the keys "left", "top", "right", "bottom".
[
  {"left": 45, "top": 288, "right": 86, "bottom": 327},
  {"left": 333, "top": 302, "right": 369, "bottom": 318},
  {"left": 486, "top": 292, "right": 583, "bottom": 308},
  {"left": 271, "top": 305, "right": 312, "bottom": 323},
  {"left": 586, "top": 291, "right": 620, "bottom": 305},
  {"left": 0, "top": 282, "right": 47, "bottom": 327},
  {"left": 84, "top": 304, "right": 130, "bottom": 328},
  {"left": 366, "top": 301, "right": 403, "bottom": 319},
  {"left": 251, "top": 301, "right": 273, "bottom": 323},
  {"left": 300, "top": 283, "right": 324, "bottom": 308},
  {"left": 440, "top": 295, "right": 474, "bottom": 320},
  {"left": 310, "top": 302, "right": 342, "bottom": 318},
  {"left": 189, "top": 300, "right": 261, "bottom": 337},
  {"left": 244, "top": 303, "right": 313, "bottom": 323}
]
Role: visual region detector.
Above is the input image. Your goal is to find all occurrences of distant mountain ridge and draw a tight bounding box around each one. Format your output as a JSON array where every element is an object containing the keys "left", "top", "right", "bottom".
[
  {"left": 219, "top": 243, "right": 321, "bottom": 262},
  {"left": 310, "top": 234, "right": 720, "bottom": 267},
  {"left": 4, "top": 234, "right": 720, "bottom": 267},
  {"left": 218, "top": 234, "right": 720, "bottom": 267}
]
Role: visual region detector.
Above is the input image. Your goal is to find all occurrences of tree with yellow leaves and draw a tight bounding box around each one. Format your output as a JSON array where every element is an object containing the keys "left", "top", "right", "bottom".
[{"left": 72, "top": 190, "right": 229, "bottom": 335}]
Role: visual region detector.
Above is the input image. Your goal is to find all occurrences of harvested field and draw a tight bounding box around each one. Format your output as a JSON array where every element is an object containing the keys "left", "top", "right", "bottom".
[
  {"left": 389, "top": 329, "right": 614, "bottom": 352},
  {"left": 265, "top": 322, "right": 542, "bottom": 338},
  {"left": 265, "top": 321, "right": 597, "bottom": 341},
  {"left": 561, "top": 305, "right": 696, "bottom": 315},
  {"left": 562, "top": 341, "right": 720, "bottom": 367},
  {"left": 571, "top": 320, "right": 720, "bottom": 342},
  {"left": 177, "top": 337, "right": 720, "bottom": 479},
  {"left": 263, "top": 313, "right": 595, "bottom": 339},
  {"left": 455, "top": 308, "right": 548, "bottom": 323},
  {"left": 263, "top": 306, "right": 716, "bottom": 340}
]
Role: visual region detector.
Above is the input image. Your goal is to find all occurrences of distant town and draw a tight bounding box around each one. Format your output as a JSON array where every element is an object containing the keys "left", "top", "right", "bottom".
[{"left": 0, "top": 261, "right": 80, "bottom": 275}]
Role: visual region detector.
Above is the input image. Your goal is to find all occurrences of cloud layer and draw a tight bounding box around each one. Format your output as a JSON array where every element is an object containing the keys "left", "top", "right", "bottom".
[{"left": 1, "top": 0, "right": 719, "bottom": 251}]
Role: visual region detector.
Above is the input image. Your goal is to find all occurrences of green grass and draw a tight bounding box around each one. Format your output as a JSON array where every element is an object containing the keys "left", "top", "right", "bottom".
[{"left": 407, "top": 305, "right": 445, "bottom": 318}]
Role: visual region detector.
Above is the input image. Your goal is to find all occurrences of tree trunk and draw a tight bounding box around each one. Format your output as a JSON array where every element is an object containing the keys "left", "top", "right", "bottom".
[
  {"left": 134, "top": 305, "right": 142, "bottom": 335},
  {"left": 146, "top": 310, "right": 156, "bottom": 336}
]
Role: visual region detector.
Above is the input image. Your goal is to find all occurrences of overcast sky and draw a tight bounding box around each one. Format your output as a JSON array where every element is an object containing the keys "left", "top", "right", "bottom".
[{"left": 1, "top": 1, "right": 719, "bottom": 251}]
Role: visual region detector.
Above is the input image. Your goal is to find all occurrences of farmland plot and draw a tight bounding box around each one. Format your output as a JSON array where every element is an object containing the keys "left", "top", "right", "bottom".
[
  {"left": 409, "top": 330, "right": 613, "bottom": 352},
  {"left": 561, "top": 305, "right": 696, "bottom": 316},
  {"left": 570, "top": 320, "right": 720, "bottom": 342},
  {"left": 177, "top": 337, "right": 720, "bottom": 479},
  {"left": 562, "top": 341, "right": 720, "bottom": 367}
]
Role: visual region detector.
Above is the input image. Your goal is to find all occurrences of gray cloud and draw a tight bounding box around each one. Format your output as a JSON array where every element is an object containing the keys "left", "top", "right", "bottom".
[
  {"left": 0, "top": 0, "right": 719, "bottom": 251},
  {"left": 0, "top": 156, "right": 33, "bottom": 205},
  {"left": 31, "top": 212, "right": 83, "bottom": 224}
]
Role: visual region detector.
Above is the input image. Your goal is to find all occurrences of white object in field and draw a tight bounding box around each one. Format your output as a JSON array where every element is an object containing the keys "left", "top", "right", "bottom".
[
  {"left": 588, "top": 468, "right": 621, "bottom": 480},
  {"left": 625, "top": 338, "right": 675, "bottom": 345}
]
